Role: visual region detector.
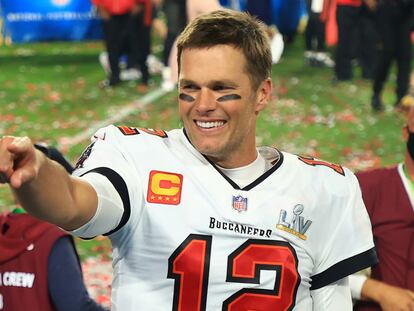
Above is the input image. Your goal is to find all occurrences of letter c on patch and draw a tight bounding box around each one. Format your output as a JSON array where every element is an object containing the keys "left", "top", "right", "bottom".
[
  {"left": 151, "top": 173, "right": 181, "bottom": 196},
  {"left": 147, "top": 170, "right": 183, "bottom": 205}
]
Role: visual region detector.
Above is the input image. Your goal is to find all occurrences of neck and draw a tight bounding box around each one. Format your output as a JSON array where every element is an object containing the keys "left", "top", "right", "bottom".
[{"left": 208, "top": 149, "right": 258, "bottom": 169}]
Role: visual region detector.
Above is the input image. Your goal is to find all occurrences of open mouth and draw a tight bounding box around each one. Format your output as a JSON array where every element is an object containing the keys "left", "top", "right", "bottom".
[{"left": 195, "top": 120, "right": 226, "bottom": 129}]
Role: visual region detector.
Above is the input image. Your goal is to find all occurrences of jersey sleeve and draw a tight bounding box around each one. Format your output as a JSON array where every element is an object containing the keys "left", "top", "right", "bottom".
[
  {"left": 311, "top": 278, "right": 352, "bottom": 310},
  {"left": 72, "top": 125, "right": 144, "bottom": 236},
  {"left": 310, "top": 169, "right": 377, "bottom": 290}
]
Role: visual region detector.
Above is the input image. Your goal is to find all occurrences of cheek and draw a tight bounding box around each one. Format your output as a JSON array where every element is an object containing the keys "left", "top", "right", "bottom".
[{"left": 178, "top": 101, "right": 191, "bottom": 118}]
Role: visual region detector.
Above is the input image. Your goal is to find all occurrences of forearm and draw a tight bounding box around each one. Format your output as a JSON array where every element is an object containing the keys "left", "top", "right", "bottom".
[
  {"left": 13, "top": 150, "right": 96, "bottom": 230},
  {"left": 360, "top": 278, "right": 384, "bottom": 302},
  {"left": 360, "top": 278, "right": 414, "bottom": 310}
]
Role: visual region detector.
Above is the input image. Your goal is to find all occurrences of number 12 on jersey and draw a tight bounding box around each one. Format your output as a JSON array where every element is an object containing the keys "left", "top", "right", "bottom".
[{"left": 168, "top": 234, "right": 300, "bottom": 311}]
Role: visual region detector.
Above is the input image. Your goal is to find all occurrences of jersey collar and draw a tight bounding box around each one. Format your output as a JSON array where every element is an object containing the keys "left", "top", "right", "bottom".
[{"left": 181, "top": 128, "right": 284, "bottom": 191}]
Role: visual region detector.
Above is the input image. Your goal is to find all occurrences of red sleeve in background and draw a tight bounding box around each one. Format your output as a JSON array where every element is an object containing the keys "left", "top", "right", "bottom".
[
  {"left": 95, "top": 0, "right": 137, "bottom": 15},
  {"left": 137, "top": 0, "right": 153, "bottom": 26}
]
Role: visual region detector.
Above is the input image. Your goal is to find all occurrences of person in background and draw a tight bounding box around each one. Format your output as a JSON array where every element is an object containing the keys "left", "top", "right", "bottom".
[
  {"left": 370, "top": 0, "right": 413, "bottom": 112},
  {"left": 0, "top": 10, "right": 377, "bottom": 310},
  {"left": 350, "top": 104, "right": 414, "bottom": 310},
  {"left": 161, "top": 0, "right": 187, "bottom": 91},
  {"left": 0, "top": 144, "right": 108, "bottom": 311},
  {"left": 133, "top": 0, "right": 158, "bottom": 92},
  {"left": 244, "top": 0, "right": 285, "bottom": 64},
  {"left": 355, "top": 2, "right": 377, "bottom": 80},
  {"left": 304, "top": 0, "right": 335, "bottom": 67},
  {"left": 163, "top": 0, "right": 222, "bottom": 90},
  {"left": 93, "top": 0, "right": 142, "bottom": 88},
  {"left": 334, "top": 0, "right": 376, "bottom": 81}
]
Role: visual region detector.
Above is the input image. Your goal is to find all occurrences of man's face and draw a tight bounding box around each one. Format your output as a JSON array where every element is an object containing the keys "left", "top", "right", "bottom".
[{"left": 178, "top": 45, "right": 270, "bottom": 168}]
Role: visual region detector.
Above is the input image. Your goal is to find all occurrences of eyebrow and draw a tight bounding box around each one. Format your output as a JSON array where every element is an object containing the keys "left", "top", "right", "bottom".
[{"left": 179, "top": 79, "right": 239, "bottom": 89}]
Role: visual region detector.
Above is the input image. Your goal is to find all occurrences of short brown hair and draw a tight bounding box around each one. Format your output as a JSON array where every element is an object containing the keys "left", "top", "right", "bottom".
[{"left": 176, "top": 9, "right": 272, "bottom": 90}]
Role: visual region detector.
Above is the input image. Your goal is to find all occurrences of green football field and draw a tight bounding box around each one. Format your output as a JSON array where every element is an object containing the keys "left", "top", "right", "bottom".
[{"left": 0, "top": 36, "right": 406, "bottom": 257}]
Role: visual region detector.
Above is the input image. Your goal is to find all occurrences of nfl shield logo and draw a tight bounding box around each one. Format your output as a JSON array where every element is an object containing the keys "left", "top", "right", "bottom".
[{"left": 232, "top": 195, "right": 248, "bottom": 213}]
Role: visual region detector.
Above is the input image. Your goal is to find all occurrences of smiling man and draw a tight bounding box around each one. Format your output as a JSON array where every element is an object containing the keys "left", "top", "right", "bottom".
[
  {"left": 178, "top": 44, "right": 268, "bottom": 168},
  {"left": 0, "top": 9, "right": 377, "bottom": 310}
]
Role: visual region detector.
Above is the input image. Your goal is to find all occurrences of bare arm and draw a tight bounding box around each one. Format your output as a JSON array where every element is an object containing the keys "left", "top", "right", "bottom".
[
  {"left": 361, "top": 278, "right": 414, "bottom": 311},
  {"left": 0, "top": 136, "right": 97, "bottom": 231}
]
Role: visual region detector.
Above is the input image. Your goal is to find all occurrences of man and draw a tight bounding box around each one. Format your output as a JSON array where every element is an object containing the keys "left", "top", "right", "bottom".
[
  {"left": 0, "top": 10, "right": 377, "bottom": 310},
  {"left": 350, "top": 105, "right": 414, "bottom": 310},
  {"left": 304, "top": 0, "right": 335, "bottom": 68},
  {"left": 93, "top": 0, "right": 145, "bottom": 88},
  {"left": 334, "top": 0, "right": 376, "bottom": 81},
  {"left": 370, "top": 0, "right": 413, "bottom": 111},
  {"left": 0, "top": 145, "right": 107, "bottom": 311},
  {"left": 161, "top": 0, "right": 187, "bottom": 91}
]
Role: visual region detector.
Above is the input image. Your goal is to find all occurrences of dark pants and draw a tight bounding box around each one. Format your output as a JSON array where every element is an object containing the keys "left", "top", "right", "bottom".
[
  {"left": 335, "top": 5, "right": 360, "bottom": 80},
  {"left": 162, "top": 0, "right": 187, "bottom": 66},
  {"left": 305, "top": 12, "right": 326, "bottom": 52},
  {"left": 103, "top": 13, "right": 131, "bottom": 83},
  {"left": 357, "top": 6, "right": 378, "bottom": 79},
  {"left": 373, "top": 1, "right": 413, "bottom": 101},
  {"left": 130, "top": 11, "right": 151, "bottom": 85}
]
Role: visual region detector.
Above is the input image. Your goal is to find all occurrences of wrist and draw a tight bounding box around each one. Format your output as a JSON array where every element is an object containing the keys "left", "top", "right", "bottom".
[{"left": 362, "top": 279, "right": 387, "bottom": 303}]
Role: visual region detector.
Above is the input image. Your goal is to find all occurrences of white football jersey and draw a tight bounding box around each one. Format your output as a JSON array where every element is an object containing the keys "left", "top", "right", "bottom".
[{"left": 73, "top": 125, "right": 377, "bottom": 311}]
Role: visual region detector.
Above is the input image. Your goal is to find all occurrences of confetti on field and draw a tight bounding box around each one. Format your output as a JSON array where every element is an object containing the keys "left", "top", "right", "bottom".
[{"left": 82, "top": 256, "right": 113, "bottom": 309}]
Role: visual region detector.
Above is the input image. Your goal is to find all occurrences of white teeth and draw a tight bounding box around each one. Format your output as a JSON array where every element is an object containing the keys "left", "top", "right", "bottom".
[{"left": 196, "top": 121, "right": 225, "bottom": 129}]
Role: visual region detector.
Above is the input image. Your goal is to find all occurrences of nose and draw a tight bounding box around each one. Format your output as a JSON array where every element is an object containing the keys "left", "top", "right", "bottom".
[{"left": 195, "top": 88, "right": 217, "bottom": 114}]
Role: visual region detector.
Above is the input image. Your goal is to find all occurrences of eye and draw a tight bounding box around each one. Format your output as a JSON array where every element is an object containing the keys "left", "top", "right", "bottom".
[
  {"left": 212, "top": 84, "right": 233, "bottom": 92},
  {"left": 181, "top": 84, "right": 200, "bottom": 91}
]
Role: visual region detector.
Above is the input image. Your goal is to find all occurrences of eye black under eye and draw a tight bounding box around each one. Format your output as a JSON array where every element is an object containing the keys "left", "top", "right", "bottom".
[
  {"left": 217, "top": 94, "right": 242, "bottom": 102},
  {"left": 179, "top": 93, "right": 195, "bottom": 102}
]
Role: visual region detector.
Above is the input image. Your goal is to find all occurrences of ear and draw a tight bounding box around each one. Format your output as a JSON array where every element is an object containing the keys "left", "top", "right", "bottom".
[{"left": 255, "top": 78, "right": 272, "bottom": 113}]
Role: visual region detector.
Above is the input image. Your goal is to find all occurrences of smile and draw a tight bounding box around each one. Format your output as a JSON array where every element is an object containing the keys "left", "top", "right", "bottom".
[{"left": 195, "top": 121, "right": 226, "bottom": 129}]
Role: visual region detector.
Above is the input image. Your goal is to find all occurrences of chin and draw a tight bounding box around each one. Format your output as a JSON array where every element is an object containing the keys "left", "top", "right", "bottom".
[{"left": 194, "top": 142, "right": 222, "bottom": 158}]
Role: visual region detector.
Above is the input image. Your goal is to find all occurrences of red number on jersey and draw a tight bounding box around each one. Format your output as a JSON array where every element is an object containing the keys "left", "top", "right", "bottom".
[
  {"left": 168, "top": 236, "right": 300, "bottom": 311},
  {"left": 138, "top": 127, "right": 168, "bottom": 138},
  {"left": 224, "top": 239, "right": 300, "bottom": 310},
  {"left": 116, "top": 126, "right": 167, "bottom": 138},
  {"left": 168, "top": 235, "right": 212, "bottom": 311},
  {"left": 117, "top": 126, "right": 139, "bottom": 135},
  {"left": 298, "top": 155, "right": 345, "bottom": 176}
]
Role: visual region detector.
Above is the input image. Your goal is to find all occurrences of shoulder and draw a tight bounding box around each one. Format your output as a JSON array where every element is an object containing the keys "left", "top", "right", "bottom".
[
  {"left": 74, "top": 125, "right": 181, "bottom": 173},
  {"left": 84, "top": 125, "right": 174, "bottom": 158},
  {"left": 93, "top": 125, "right": 170, "bottom": 142},
  {"left": 356, "top": 165, "right": 399, "bottom": 191},
  {"left": 282, "top": 152, "right": 356, "bottom": 195}
]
